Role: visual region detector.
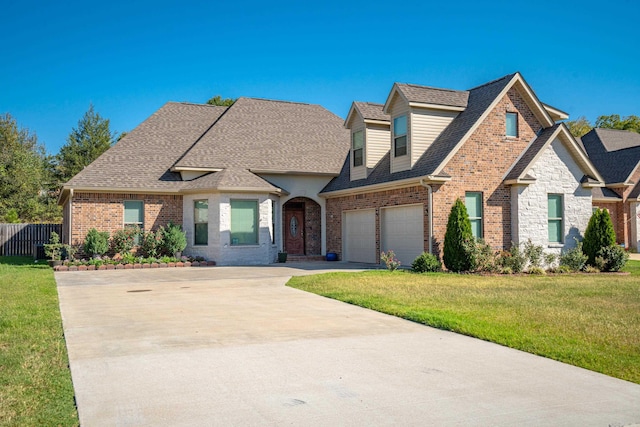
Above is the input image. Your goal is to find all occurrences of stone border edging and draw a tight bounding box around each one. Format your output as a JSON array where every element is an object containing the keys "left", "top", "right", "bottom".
[{"left": 53, "top": 261, "right": 217, "bottom": 272}]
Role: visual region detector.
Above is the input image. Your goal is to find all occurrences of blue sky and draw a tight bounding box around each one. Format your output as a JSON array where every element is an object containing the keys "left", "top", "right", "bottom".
[{"left": 2, "top": 0, "right": 638, "bottom": 154}]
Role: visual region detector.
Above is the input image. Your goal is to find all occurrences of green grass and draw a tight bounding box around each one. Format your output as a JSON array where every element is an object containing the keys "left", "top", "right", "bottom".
[
  {"left": 288, "top": 260, "right": 640, "bottom": 384},
  {"left": 0, "top": 257, "right": 78, "bottom": 426}
]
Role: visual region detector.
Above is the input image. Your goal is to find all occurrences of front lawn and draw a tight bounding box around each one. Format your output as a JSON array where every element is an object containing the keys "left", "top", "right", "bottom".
[
  {"left": 288, "top": 260, "right": 640, "bottom": 384},
  {"left": 0, "top": 257, "right": 78, "bottom": 426}
]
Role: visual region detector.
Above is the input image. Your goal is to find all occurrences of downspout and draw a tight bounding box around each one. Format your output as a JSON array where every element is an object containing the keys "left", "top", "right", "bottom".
[
  {"left": 68, "top": 189, "right": 73, "bottom": 245},
  {"left": 419, "top": 178, "right": 433, "bottom": 254}
]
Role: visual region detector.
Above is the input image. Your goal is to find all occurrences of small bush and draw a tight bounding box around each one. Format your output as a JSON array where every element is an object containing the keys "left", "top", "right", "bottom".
[
  {"left": 380, "top": 250, "right": 401, "bottom": 271},
  {"left": 84, "top": 228, "right": 109, "bottom": 257},
  {"left": 500, "top": 266, "right": 513, "bottom": 275},
  {"left": 544, "top": 252, "right": 558, "bottom": 269},
  {"left": 469, "top": 239, "right": 499, "bottom": 273},
  {"left": 443, "top": 198, "right": 475, "bottom": 272},
  {"left": 583, "top": 208, "right": 616, "bottom": 266},
  {"left": 584, "top": 265, "right": 600, "bottom": 274},
  {"left": 141, "top": 230, "right": 163, "bottom": 258},
  {"left": 120, "top": 252, "right": 136, "bottom": 265},
  {"left": 161, "top": 222, "right": 187, "bottom": 256},
  {"left": 498, "top": 244, "right": 526, "bottom": 273},
  {"left": 596, "top": 245, "right": 629, "bottom": 272},
  {"left": 528, "top": 266, "right": 546, "bottom": 275},
  {"left": 553, "top": 264, "right": 573, "bottom": 274},
  {"left": 412, "top": 252, "right": 442, "bottom": 273},
  {"left": 523, "top": 239, "right": 544, "bottom": 269},
  {"left": 111, "top": 227, "right": 140, "bottom": 254},
  {"left": 559, "top": 240, "right": 587, "bottom": 272}
]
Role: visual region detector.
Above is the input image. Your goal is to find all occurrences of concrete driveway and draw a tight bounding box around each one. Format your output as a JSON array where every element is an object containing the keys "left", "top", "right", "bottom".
[{"left": 56, "top": 264, "right": 640, "bottom": 426}]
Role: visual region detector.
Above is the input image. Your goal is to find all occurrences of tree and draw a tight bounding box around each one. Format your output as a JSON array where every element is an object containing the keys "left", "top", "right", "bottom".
[
  {"left": 443, "top": 198, "right": 475, "bottom": 272},
  {"left": 206, "top": 95, "right": 235, "bottom": 106},
  {"left": 595, "top": 114, "right": 640, "bottom": 133},
  {"left": 582, "top": 208, "right": 616, "bottom": 266},
  {"left": 57, "top": 105, "right": 116, "bottom": 184},
  {"left": 0, "top": 113, "right": 60, "bottom": 222},
  {"left": 565, "top": 116, "right": 592, "bottom": 137}
]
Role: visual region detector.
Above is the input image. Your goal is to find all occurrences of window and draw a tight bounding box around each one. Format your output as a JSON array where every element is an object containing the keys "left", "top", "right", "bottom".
[
  {"left": 352, "top": 130, "right": 364, "bottom": 167},
  {"left": 506, "top": 112, "right": 518, "bottom": 137},
  {"left": 194, "top": 200, "right": 208, "bottom": 245},
  {"left": 230, "top": 199, "right": 258, "bottom": 245},
  {"left": 393, "top": 115, "right": 407, "bottom": 157},
  {"left": 465, "top": 192, "right": 483, "bottom": 238},
  {"left": 548, "top": 194, "right": 563, "bottom": 243},
  {"left": 124, "top": 200, "right": 143, "bottom": 244}
]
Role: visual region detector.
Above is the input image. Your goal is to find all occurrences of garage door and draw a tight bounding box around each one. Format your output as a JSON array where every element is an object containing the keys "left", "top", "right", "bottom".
[
  {"left": 381, "top": 204, "right": 424, "bottom": 267},
  {"left": 344, "top": 210, "right": 376, "bottom": 263}
]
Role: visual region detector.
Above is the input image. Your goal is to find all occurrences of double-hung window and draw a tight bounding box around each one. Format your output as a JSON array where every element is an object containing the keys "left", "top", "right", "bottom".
[
  {"left": 465, "top": 192, "right": 483, "bottom": 239},
  {"left": 194, "top": 200, "right": 208, "bottom": 245},
  {"left": 506, "top": 112, "right": 518, "bottom": 137},
  {"left": 393, "top": 115, "right": 407, "bottom": 157},
  {"left": 548, "top": 194, "right": 564, "bottom": 243},
  {"left": 352, "top": 130, "right": 364, "bottom": 167},
  {"left": 124, "top": 200, "right": 143, "bottom": 245},
  {"left": 230, "top": 199, "right": 258, "bottom": 245}
]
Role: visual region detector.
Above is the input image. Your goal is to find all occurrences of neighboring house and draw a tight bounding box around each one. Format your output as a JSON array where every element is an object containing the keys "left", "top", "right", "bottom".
[
  {"left": 579, "top": 128, "right": 640, "bottom": 250},
  {"left": 59, "top": 98, "right": 349, "bottom": 265},
  {"left": 60, "top": 72, "right": 606, "bottom": 266},
  {"left": 321, "top": 72, "right": 604, "bottom": 265}
]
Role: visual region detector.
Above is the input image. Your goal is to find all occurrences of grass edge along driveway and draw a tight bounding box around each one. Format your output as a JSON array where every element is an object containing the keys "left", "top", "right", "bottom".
[
  {"left": 0, "top": 257, "right": 78, "bottom": 426},
  {"left": 287, "top": 261, "right": 640, "bottom": 385}
]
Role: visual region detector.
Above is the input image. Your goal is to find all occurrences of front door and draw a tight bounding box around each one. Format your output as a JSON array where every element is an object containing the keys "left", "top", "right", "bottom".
[{"left": 285, "top": 205, "right": 305, "bottom": 255}]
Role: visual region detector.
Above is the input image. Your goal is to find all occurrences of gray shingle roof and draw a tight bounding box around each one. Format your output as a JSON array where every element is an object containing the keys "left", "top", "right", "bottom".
[
  {"left": 353, "top": 102, "right": 389, "bottom": 122},
  {"left": 322, "top": 73, "right": 516, "bottom": 194},
  {"left": 504, "top": 124, "right": 561, "bottom": 181},
  {"left": 580, "top": 128, "right": 640, "bottom": 184},
  {"left": 174, "top": 97, "right": 350, "bottom": 175},
  {"left": 64, "top": 102, "right": 227, "bottom": 191},
  {"left": 64, "top": 98, "right": 349, "bottom": 194},
  {"left": 592, "top": 186, "right": 623, "bottom": 200},
  {"left": 396, "top": 83, "right": 469, "bottom": 108},
  {"left": 183, "top": 168, "right": 280, "bottom": 192}
]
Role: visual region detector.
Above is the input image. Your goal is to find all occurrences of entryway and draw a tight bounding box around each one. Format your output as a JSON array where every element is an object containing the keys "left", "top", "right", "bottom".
[{"left": 283, "top": 198, "right": 321, "bottom": 256}]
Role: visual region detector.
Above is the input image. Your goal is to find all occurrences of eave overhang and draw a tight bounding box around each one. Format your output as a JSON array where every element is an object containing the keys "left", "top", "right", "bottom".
[{"left": 320, "top": 175, "right": 451, "bottom": 198}]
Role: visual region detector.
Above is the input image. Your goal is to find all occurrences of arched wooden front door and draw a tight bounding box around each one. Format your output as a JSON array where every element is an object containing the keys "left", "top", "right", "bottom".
[{"left": 284, "top": 203, "right": 305, "bottom": 255}]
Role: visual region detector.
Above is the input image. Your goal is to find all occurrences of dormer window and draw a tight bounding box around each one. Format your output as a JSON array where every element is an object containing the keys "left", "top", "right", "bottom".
[
  {"left": 352, "top": 130, "right": 364, "bottom": 167},
  {"left": 393, "top": 115, "right": 407, "bottom": 157},
  {"left": 506, "top": 112, "right": 518, "bottom": 137}
]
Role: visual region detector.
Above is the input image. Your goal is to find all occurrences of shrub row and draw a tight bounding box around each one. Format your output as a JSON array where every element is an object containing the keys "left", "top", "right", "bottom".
[{"left": 83, "top": 222, "right": 187, "bottom": 258}]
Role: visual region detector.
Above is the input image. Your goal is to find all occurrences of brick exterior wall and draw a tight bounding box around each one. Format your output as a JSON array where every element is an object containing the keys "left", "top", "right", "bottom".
[
  {"left": 326, "top": 87, "right": 544, "bottom": 261},
  {"left": 69, "top": 192, "right": 183, "bottom": 246},
  {"left": 284, "top": 197, "right": 322, "bottom": 255}
]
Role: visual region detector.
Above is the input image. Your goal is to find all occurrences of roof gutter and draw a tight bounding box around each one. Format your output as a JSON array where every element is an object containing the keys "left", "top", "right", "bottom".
[{"left": 321, "top": 175, "right": 450, "bottom": 198}]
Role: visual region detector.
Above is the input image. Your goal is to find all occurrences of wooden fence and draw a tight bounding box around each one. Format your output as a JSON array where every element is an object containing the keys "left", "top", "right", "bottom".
[{"left": 0, "top": 223, "right": 62, "bottom": 257}]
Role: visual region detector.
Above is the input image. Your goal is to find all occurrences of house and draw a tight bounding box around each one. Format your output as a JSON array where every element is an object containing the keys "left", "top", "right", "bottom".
[
  {"left": 321, "top": 73, "right": 604, "bottom": 265},
  {"left": 60, "top": 72, "right": 605, "bottom": 266},
  {"left": 579, "top": 128, "right": 640, "bottom": 250},
  {"left": 59, "top": 98, "right": 350, "bottom": 265}
]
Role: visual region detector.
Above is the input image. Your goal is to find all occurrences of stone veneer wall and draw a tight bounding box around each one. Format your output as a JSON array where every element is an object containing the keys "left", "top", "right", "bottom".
[
  {"left": 70, "top": 192, "right": 182, "bottom": 246},
  {"left": 326, "top": 87, "right": 543, "bottom": 260},
  {"left": 512, "top": 139, "right": 592, "bottom": 255}
]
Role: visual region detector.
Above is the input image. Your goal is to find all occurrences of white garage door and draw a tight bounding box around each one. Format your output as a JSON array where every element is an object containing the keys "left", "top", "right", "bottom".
[
  {"left": 381, "top": 204, "right": 424, "bottom": 267},
  {"left": 344, "top": 210, "right": 376, "bottom": 263}
]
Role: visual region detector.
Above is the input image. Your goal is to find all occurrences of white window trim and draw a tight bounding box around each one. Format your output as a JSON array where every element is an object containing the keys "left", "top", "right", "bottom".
[
  {"left": 548, "top": 194, "right": 564, "bottom": 244},
  {"left": 194, "top": 199, "right": 208, "bottom": 246},
  {"left": 506, "top": 112, "right": 518, "bottom": 138},
  {"left": 393, "top": 115, "right": 408, "bottom": 157}
]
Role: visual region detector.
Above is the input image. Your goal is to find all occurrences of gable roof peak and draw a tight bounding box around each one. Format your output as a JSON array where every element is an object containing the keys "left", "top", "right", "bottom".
[{"left": 467, "top": 72, "right": 519, "bottom": 91}]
